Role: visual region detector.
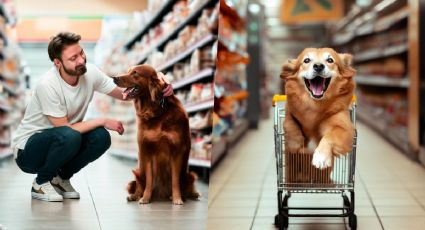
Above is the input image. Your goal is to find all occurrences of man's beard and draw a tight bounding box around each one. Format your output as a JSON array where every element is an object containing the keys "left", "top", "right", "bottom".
[{"left": 62, "top": 59, "right": 87, "bottom": 77}]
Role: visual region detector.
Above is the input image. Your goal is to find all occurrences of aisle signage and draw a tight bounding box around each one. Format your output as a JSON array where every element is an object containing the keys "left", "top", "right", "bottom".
[{"left": 281, "top": 0, "right": 344, "bottom": 24}]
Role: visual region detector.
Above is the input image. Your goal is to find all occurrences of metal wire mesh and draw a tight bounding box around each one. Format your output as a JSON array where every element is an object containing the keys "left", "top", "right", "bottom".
[{"left": 274, "top": 98, "right": 357, "bottom": 193}]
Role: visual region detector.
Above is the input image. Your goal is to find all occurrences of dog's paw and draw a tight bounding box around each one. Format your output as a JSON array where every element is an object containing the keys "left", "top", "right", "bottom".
[
  {"left": 312, "top": 149, "right": 332, "bottom": 169},
  {"left": 138, "top": 197, "right": 151, "bottom": 204},
  {"left": 172, "top": 198, "right": 184, "bottom": 205},
  {"left": 190, "top": 191, "right": 201, "bottom": 200},
  {"left": 127, "top": 194, "right": 138, "bottom": 202}
]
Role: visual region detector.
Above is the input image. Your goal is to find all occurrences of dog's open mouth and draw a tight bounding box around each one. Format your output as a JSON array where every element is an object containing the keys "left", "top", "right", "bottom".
[
  {"left": 122, "top": 86, "right": 141, "bottom": 100},
  {"left": 303, "top": 76, "right": 331, "bottom": 99}
]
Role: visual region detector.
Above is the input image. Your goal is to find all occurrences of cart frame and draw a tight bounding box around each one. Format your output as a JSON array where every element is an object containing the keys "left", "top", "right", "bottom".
[{"left": 272, "top": 95, "right": 358, "bottom": 230}]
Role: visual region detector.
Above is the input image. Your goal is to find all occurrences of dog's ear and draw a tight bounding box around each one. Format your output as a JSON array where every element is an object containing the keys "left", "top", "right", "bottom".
[
  {"left": 338, "top": 53, "right": 356, "bottom": 78},
  {"left": 280, "top": 59, "right": 297, "bottom": 79},
  {"left": 339, "top": 53, "right": 353, "bottom": 66},
  {"left": 149, "top": 73, "right": 162, "bottom": 102}
]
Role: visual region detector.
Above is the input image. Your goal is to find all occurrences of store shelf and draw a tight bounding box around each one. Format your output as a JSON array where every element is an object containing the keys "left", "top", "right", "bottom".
[
  {"left": 333, "top": 7, "right": 409, "bottom": 46},
  {"left": 184, "top": 99, "right": 214, "bottom": 113},
  {"left": 0, "top": 138, "right": 10, "bottom": 146},
  {"left": 0, "top": 147, "right": 12, "bottom": 160},
  {"left": 172, "top": 68, "right": 215, "bottom": 90},
  {"left": 156, "top": 34, "right": 217, "bottom": 72},
  {"left": 211, "top": 138, "right": 226, "bottom": 166},
  {"left": 356, "top": 75, "right": 409, "bottom": 88},
  {"left": 218, "top": 37, "right": 249, "bottom": 57},
  {"left": 0, "top": 103, "right": 12, "bottom": 112},
  {"left": 374, "top": 7, "right": 409, "bottom": 33},
  {"left": 124, "top": 0, "right": 177, "bottom": 50},
  {"left": 0, "top": 82, "right": 19, "bottom": 96},
  {"left": 354, "top": 43, "right": 407, "bottom": 62},
  {"left": 136, "top": 0, "right": 218, "bottom": 64},
  {"left": 226, "top": 118, "right": 249, "bottom": 146},
  {"left": 188, "top": 158, "right": 211, "bottom": 168},
  {"left": 357, "top": 107, "right": 409, "bottom": 153}
]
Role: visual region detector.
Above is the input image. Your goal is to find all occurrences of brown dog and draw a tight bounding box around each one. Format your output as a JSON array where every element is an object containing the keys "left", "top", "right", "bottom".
[
  {"left": 113, "top": 64, "right": 199, "bottom": 205},
  {"left": 280, "top": 48, "right": 356, "bottom": 169}
]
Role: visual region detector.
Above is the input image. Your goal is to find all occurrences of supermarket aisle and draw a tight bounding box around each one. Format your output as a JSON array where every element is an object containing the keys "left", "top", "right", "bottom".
[
  {"left": 0, "top": 154, "right": 208, "bottom": 230},
  {"left": 208, "top": 116, "right": 425, "bottom": 230}
]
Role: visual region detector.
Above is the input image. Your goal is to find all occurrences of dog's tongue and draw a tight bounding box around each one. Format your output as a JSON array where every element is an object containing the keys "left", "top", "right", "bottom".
[
  {"left": 309, "top": 78, "right": 324, "bottom": 96},
  {"left": 122, "top": 88, "right": 131, "bottom": 100}
]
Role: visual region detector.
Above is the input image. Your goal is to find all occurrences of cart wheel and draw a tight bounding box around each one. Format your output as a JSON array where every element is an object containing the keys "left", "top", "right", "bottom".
[
  {"left": 349, "top": 214, "right": 357, "bottom": 230},
  {"left": 282, "top": 216, "right": 289, "bottom": 228},
  {"left": 274, "top": 214, "right": 279, "bottom": 226},
  {"left": 274, "top": 214, "right": 288, "bottom": 230}
]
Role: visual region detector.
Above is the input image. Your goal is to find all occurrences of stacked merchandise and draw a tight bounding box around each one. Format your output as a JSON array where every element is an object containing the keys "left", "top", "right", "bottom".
[
  {"left": 212, "top": 0, "right": 249, "bottom": 167},
  {"left": 94, "top": 0, "right": 218, "bottom": 174},
  {"left": 330, "top": 0, "right": 413, "bottom": 153},
  {"left": 0, "top": 2, "right": 26, "bottom": 159}
]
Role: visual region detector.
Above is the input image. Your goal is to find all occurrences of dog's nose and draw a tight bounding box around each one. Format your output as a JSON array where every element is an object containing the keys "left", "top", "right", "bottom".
[
  {"left": 113, "top": 77, "right": 119, "bottom": 84},
  {"left": 313, "top": 63, "right": 325, "bottom": 72}
]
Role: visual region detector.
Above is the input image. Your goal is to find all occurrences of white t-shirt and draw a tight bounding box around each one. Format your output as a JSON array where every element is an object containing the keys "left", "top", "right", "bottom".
[{"left": 11, "top": 63, "right": 116, "bottom": 155}]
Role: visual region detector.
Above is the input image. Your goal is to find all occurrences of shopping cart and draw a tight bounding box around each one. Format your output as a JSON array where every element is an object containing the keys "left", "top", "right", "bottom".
[{"left": 272, "top": 95, "right": 357, "bottom": 230}]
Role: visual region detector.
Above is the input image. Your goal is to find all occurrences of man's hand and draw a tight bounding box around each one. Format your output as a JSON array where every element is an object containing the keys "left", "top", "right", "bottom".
[
  {"left": 103, "top": 118, "right": 124, "bottom": 135},
  {"left": 157, "top": 72, "right": 173, "bottom": 97}
]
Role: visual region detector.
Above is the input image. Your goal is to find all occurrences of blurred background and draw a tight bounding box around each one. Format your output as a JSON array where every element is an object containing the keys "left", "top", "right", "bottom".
[
  {"left": 0, "top": 0, "right": 217, "bottom": 229},
  {"left": 209, "top": 0, "right": 425, "bottom": 229}
]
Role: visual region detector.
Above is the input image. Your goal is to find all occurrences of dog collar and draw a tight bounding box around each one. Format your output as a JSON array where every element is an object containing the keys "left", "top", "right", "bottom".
[{"left": 159, "top": 97, "right": 166, "bottom": 108}]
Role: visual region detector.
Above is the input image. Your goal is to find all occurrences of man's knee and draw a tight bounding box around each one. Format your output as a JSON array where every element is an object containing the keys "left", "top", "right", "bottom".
[
  {"left": 89, "top": 127, "right": 111, "bottom": 152},
  {"left": 55, "top": 126, "right": 82, "bottom": 148}
]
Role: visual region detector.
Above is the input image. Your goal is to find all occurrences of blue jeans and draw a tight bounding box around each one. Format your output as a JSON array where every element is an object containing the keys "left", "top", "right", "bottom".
[{"left": 16, "top": 126, "right": 111, "bottom": 184}]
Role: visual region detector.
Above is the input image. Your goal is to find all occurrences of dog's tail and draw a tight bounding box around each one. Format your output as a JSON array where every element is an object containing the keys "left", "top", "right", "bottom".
[
  {"left": 127, "top": 180, "right": 136, "bottom": 194},
  {"left": 188, "top": 171, "right": 197, "bottom": 184},
  {"left": 127, "top": 168, "right": 141, "bottom": 194}
]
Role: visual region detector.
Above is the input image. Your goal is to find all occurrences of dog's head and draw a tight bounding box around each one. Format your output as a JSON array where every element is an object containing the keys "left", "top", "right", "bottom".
[
  {"left": 281, "top": 48, "right": 355, "bottom": 100},
  {"left": 113, "top": 64, "right": 165, "bottom": 102}
]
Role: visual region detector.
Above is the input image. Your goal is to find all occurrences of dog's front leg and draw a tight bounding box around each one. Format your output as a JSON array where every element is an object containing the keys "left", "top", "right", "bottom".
[
  {"left": 284, "top": 112, "right": 306, "bottom": 154},
  {"left": 171, "top": 158, "right": 183, "bottom": 205},
  {"left": 312, "top": 113, "right": 354, "bottom": 169},
  {"left": 139, "top": 158, "right": 153, "bottom": 204}
]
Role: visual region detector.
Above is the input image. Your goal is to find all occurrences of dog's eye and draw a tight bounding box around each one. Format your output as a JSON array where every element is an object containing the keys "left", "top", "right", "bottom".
[
  {"left": 303, "top": 58, "right": 311, "bottom": 64},
  {"left": 326, "top": 58, "right": 334, "bottom": 63}
]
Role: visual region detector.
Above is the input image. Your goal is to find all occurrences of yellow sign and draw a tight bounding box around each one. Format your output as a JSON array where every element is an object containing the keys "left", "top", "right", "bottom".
[{"left": 281, "top": 0, "right": 344, "bottom": 24}]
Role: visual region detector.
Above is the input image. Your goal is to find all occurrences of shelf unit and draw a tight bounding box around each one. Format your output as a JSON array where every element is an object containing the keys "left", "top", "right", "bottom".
[
  {"left": 104, "top": 0, "right": 219, "bottom": 171},
  {"left": 355, "top": 75, "right": 409, "bottom": 88},
  {"left": 0, "top": 3, "right": 26, "bottom": 161},
  {"left": 156, "top": 34, "right": 216, "bottom": 72},
  {"left": 128, "top": 0, "right": 218, "bottom": 65},
  {"left": 172, "top": 67, "right": 214, "bottom": 90},
  {"left": 124, "top": 0, "right": 177, "bottom": 50},
  {"left": 211, "top": 0, "right": 250, "bottom": 168},
  {"left": 185, "top": 99, "right": 214, "bottom": 113},
  {"left": 330, "top": 0, "right": 419, "bottom": 158},
  {"left": 211, "top": 118, "right": 249, "bottom": 167},
  {"left": 354, "top": 43, "right": 408, "bottom": 62}
]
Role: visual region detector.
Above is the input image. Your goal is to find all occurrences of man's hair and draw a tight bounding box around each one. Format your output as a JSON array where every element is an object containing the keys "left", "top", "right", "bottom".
[{"left": 47, "top": 32, "right": 81, "bottom": 62}]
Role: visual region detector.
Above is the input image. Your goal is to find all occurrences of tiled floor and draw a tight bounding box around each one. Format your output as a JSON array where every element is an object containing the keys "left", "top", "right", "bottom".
[
  {"left": 208, "top": 116, "right": 425, "bottom": 230},
  {"left": 0, "top": 154, "right": 208, "bottom": 230}
]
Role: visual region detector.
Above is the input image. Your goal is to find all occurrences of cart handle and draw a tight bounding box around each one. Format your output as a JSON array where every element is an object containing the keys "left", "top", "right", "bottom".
[{"left": 272, "top": 95, "right": 356, "bottom": 106}]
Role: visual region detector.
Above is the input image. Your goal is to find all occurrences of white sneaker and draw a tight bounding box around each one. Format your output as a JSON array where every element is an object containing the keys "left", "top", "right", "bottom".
[
  {"left": 31, "top": 179, "right": 63, "bottom": 202},
  {"left": 51, "top": 176, "right": 80, "bottom": 199}
]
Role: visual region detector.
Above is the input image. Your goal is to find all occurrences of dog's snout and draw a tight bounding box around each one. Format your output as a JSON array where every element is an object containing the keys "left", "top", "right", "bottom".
[
  {"left": 113, "top": 77, "right": 119, "bottom": 84},
  {"left": 313, "top": 63, "right": 325, "bottom": 72}
]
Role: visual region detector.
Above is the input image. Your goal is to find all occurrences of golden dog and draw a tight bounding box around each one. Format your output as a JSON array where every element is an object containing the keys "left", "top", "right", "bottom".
[
  {"left": 280, "top": 48, "right": 356, "bottom": 169},
  {"left": 113, "top": 65, "right": 199, "bottom": 205}
]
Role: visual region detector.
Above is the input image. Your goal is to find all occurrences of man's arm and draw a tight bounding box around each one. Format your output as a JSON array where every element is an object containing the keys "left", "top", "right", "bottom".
[
  {"left": 107, "top": 87, "right": 125, "bottom": 101},
  {"left": 47, "top": 116, "right": 124, "bottom": 134}
]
